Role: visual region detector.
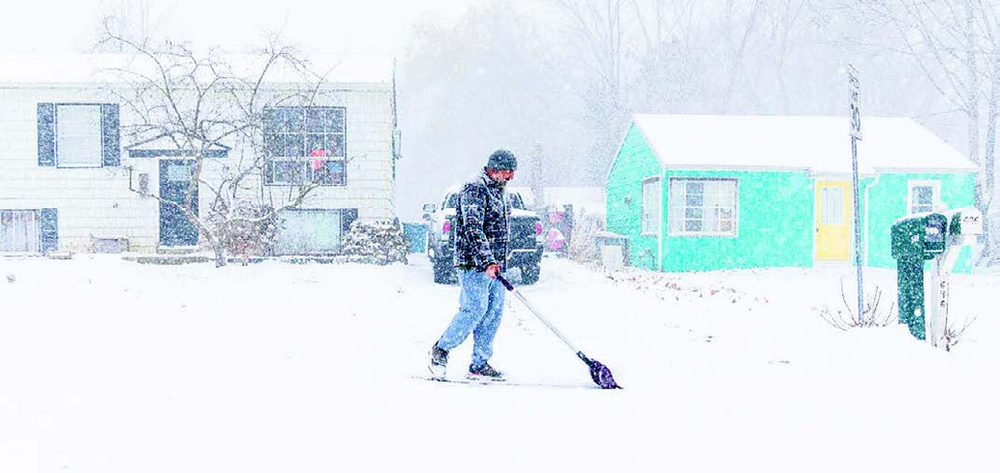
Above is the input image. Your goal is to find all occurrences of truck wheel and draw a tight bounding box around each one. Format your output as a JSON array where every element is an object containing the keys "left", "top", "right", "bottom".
[{"left": 520, "top": 264, "right": 540, "bottom": 284}]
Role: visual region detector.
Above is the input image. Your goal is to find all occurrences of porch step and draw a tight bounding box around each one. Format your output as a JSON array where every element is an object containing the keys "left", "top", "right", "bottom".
[
  {"left": 123, "top": 254, "right": 213, "bottom": 265},
  {"left": 157, "top": 246, "right": 200, "bottom": 255}
]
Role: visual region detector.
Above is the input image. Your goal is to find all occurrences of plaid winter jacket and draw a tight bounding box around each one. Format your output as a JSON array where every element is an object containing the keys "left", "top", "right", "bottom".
[{"left": 454, "top": 170, "right": 510, "bottom": 271}]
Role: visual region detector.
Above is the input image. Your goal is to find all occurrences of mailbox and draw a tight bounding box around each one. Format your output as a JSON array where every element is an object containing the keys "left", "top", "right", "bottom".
[
  {"left": 946, "top": 207, "right": 984, "bottom": 239},
  {"left": 890, "top": 213, "right": 948, "bottom": 339},
  {"left": 891, "top": 213, "right": 948, "bottom": 260}
]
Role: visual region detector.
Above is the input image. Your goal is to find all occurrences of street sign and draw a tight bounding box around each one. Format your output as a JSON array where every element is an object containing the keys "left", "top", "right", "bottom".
[{"left": 848, "top": 64, "right": 862, "bottom": 140}]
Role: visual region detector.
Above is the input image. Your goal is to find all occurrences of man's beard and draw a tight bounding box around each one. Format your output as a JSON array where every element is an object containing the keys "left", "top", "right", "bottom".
[{"left": 489, "top": 175, "right": 509, "bottom": 188}]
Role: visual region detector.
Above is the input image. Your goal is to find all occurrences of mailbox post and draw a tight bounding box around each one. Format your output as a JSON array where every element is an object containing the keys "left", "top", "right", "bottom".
[
  {"left": 924, "top": 208, "right": 983, "bottom": 347},
  {"left": 890, "top": 207, "right": 982, "bottom": 345}
]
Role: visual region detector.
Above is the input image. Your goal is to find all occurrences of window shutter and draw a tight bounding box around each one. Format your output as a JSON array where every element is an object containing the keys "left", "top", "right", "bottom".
[
  {"left": 101, "top": 104, "right": 120, "bottom": 166},
  {"left": 39, "top": 208, "right": 58, "bottom": 254},
  {"left": 341, "top": 208, "right": 358, "bottom": 235},
  {"left": 37, "top": 103, "right": 56, "bottom": 166}
]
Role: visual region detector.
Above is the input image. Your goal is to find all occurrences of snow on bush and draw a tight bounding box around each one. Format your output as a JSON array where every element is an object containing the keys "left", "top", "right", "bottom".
[
  {"left": 340, "top": 219, "right": 409, "bottom": 265},
  {"left": 206, "top": 200, "right": 279, "bottom": 264},
  {"left": 568, "top": 211, "right": 604, "bottom": 264}
]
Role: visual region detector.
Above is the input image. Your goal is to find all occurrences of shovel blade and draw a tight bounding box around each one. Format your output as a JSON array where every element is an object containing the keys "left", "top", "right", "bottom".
[{"left": 588, "top": 359, "right": 622, "bottom": 389}]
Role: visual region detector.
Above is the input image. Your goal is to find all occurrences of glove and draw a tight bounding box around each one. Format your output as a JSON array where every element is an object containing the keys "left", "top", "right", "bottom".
[{"left": 486, "top": 264, "right": 501, "bottom": 279}]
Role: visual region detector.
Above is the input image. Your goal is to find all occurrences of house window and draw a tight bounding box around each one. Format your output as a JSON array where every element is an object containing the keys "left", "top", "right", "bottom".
[
  {"left": 641, "top": 177, "right": 661, "bottom": 235},
  {"left": 264, "top": 107, "right": 346, "bottom": 185},
  {"left": 0, "top": 210, "right": 39, "bottom": 253},
  {"left": 668, "top": 178, "right": 738, "bottom": 236},
  {"left": 908, "top": 180, "right": 940, "bottom": 214},
  {"left": 820, "top": 186, "right": 845, "bottom": 225},
  {"left": 57, "top": 105, "right": 103, "bottom": 168}
]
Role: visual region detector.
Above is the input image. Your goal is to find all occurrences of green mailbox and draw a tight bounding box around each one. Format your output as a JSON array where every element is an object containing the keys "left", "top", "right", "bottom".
[{"left": 890, "top": 212, "right": 948, "bottom": 339}]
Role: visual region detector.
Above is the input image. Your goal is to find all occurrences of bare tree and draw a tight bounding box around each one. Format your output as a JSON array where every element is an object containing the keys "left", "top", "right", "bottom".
[
  {"left": 626, "top": 0, "right": 707, "bottom": 112},
  {"left": 860, "top": 0, "right": 1000, "bottom": 263},
  {"left": 764, "top": 0, "right": 808, "bottom": 114},
  {"left": 96, "top": 19, "right": 337, "bottom": 267},
  {"left": 718, "top": 0, "right": 766, "bottom": 112},
  {"left": 96, "top": 0, "right": 155, "bottom": 51},
  {"left": 398, "top": 1, "right": 584, "bottom": 204},
  {"left": 552, "top": 0, "right": 632, "bottom": 178}
]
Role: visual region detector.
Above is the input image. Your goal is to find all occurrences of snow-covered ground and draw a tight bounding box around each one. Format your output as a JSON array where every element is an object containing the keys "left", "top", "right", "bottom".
[{"left": 1, "top": 255, "right": 997, "bottom": 472}]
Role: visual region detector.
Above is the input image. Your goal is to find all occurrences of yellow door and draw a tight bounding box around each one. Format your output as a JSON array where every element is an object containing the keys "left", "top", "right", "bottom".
[{"left": 815, "top": 181, "right": 851, "bottom": 260}]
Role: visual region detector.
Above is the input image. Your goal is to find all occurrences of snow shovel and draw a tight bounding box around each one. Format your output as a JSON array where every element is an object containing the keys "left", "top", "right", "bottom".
[{"left": 496, "top": 274, "right": 622, "bottom": 389}]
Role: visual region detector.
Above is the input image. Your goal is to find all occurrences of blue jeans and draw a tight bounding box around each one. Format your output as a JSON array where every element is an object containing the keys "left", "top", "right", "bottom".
[{"left": 436, "top": 269, "right": 506, "bottom": 369}]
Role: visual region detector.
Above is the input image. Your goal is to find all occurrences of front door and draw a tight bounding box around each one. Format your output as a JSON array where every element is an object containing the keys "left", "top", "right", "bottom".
[
  {"left": 159, "top": 159, "right": 199, "bottom": 247},
  {"left": 815, "top": 180, "right": 851, "bottom": 260}
]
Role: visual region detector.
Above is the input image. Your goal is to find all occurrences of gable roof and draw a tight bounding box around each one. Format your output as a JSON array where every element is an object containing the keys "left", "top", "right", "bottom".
[
  {"left": 630, "top": 114, "right": 976, "bottom": 175},
  {"left": 126, "top": 133, "right": 231, "bottom": 158}
]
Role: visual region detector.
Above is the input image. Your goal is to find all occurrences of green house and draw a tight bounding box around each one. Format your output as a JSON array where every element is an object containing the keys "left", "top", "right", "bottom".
[{"left": 606, "top": 114, "right": 977, "bottom": 272}]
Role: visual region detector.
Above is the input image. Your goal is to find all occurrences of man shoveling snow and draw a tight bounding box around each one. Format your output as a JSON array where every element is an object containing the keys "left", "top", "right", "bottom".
[{"left": 428, "top": 149, "right": 518, "bottom": 382}]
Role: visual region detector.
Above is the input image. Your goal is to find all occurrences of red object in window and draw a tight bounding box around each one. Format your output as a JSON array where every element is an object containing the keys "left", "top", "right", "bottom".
[
  {"left": 535, "top": 222, "right": 543, "bottom": 235},
  {"left": 309, "top": 147, "right": 327, "bottom": 172},
  {"left": 443, "top": 220, "right": 451, "bottom": 233}
]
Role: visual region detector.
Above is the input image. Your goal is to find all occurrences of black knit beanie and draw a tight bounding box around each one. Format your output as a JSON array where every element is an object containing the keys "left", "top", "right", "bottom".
[{"left": 486, "top": 149, "right": 518, "bottom": 171}]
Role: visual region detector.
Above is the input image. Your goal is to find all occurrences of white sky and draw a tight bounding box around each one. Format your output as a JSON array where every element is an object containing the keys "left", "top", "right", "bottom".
[{"left": 1, "top": 0, "right": 489, "bottom": 56}]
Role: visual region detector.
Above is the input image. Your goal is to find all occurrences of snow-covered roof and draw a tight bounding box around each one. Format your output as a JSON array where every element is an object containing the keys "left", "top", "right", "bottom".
[
  {"left": 630, "top": 114, "right": 976, "bottom": 175},
  {"left": 127, "top": 133, "right": 231, "bottom": 151},
  {"left": 126, "top": 133, "right": 231, "bottom": 158},
  {"left": 0, "top": 53, "right": 393, "bottom": 86},
  {"left": 0, "top": 54, "right": 124, "bottom": 84}
]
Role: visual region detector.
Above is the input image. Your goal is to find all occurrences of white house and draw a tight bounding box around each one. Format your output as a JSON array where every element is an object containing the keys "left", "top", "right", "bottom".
[{"left": 0, "top": 54, "right": 399, "bottom": 256}]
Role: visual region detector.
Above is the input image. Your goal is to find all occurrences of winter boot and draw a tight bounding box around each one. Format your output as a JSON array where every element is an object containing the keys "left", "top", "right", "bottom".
[
  {"left": 467, "top": 362, "right": 505, "bottom": 381},
  {"left": 428, "top": 343, "right": 449, "bottom": 379}
]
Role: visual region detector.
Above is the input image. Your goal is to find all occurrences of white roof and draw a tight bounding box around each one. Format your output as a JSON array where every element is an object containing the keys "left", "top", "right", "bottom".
[
  {"left": 0, "top": 54, "right": 124, "bottom": 84},
  {"left": 126, "top": 133, "right": 231, "bottom": 152},
  {"left": 631, "top": 114, "right": 977, "bottom": 175},
  {"left": 0, "top": 53, "right": 393, "bottom": 86}
]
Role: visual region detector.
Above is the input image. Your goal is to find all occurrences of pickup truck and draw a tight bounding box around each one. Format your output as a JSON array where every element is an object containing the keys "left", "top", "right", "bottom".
[{"left": 422, "top": 187, "right": 544, "bottom": 284}]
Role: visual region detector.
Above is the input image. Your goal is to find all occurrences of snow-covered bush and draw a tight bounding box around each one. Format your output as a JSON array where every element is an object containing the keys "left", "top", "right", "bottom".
[
  {"left": 206, "top": 200, "right": 278, "bottom": 264},
  {"left": 341, "top": 219, "right": 408, "bottom": 265},
  {"left": 568, "top": 211, "right": 604, "bottom": 264}
]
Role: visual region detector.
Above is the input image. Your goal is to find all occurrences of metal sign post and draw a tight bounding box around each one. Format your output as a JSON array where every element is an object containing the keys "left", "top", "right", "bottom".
[{"left": 848, "top": 64, "right": 864, "bottom": 324}]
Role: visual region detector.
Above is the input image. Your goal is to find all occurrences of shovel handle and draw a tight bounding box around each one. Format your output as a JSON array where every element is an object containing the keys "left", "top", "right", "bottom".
[
  {"left": 496, "top": 274, "right": 515, "bottom": 291},
  {"left": 496, "top": 272, "right": 621, "bottom": 389}
]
